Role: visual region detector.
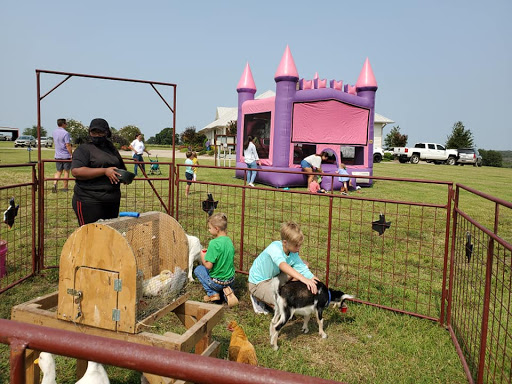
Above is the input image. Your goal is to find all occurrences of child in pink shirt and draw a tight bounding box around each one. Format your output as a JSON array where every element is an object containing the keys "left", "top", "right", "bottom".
[{"left": 309, "top": 176, "right": 326, "bottom": 194}]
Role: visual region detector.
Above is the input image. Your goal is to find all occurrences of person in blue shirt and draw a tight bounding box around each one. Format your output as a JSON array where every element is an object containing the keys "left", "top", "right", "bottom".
[{"left": 248, "top": 221, "right": 319, "bottom": 309}]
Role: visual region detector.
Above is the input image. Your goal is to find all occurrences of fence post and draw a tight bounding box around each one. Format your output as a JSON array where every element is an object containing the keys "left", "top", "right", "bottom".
[
  {"left": 9, "top": 338, "right": 28, "bottom": 384},
  {"left": 239, "top": 170, "right": 247, "bottom": 271},
  {"left": 169, "top": 162, "right": 174, "bottom": 216},
  {"left": 32, "top": 165, "right": 39, "bottom": 274},
  {"left": 477, "top": 236, "right": 494, "bottom": 383},
  {"left": 175, "top": 164, "right": 180, "bottom": 221},
  {"left": 440, "top": 184, "right": 453, "bottom": 325},
  {"left": 446, "top": 186, "right": 460, "bottom": 326}
]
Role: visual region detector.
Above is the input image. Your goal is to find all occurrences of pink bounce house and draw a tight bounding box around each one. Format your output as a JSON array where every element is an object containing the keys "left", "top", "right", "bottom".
[{"left": 235, "top": 46, "right": 378, "bottom": 190}]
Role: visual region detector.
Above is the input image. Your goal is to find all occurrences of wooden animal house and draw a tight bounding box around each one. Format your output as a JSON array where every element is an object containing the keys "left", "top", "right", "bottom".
[{"left": 57, "top": 211, "right": 190, "bottom": 333}]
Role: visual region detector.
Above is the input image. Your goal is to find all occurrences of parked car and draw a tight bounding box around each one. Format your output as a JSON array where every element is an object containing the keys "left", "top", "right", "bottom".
[
  {"left": 14, "top": 135, "right": 37, "bottom": 147},
  {"left": 457, "top": 148, "right": 482, "bottom": 167},
  {"left": 373, "top": 147, "right": 384, "bottom": 163},
  {"left": 0, "top": 133, "right": 5, "bottom": 141},
  {"left": 39, "top": 136, "right": 54, "bottom": 148},
  {"left": 393, "top": 142, "right": 458, "bottom": 165}
]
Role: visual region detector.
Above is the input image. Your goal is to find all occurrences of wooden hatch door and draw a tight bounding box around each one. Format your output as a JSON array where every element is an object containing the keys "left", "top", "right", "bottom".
[{"left": 74, "top": 267, "right": 120, "bottom": 331}]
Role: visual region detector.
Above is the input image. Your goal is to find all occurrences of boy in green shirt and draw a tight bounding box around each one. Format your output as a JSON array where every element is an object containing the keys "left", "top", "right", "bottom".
[{"left": 194, "top": 213, "right": 238, "bottom": 307}]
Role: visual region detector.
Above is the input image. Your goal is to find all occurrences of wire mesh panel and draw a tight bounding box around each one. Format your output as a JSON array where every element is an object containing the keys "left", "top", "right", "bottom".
[
  {"left": 448, "top": 185, "right": 512, "bottom": 383},
  {"left": 175, "top": 164, "right": 451, "bottom": 321},
  {"left": 41, "top": 159, "right": 173, "bottom": 268},
  {"left": 0, "top": 164, "right": 37, "bottom": 294}
]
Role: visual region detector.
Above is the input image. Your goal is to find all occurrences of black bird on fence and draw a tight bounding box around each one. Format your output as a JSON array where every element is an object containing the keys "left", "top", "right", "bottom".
[
  {"left": 202, "top": 193, "right": 218, "bottom": 216},
  {"left": 3, "top": 197, "right": 19, "bottom": 229}
]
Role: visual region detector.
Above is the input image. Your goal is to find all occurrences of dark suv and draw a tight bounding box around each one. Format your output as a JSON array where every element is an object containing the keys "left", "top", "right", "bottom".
[{"left": 457, "top": 148, "right": 482, "bottom": 167}]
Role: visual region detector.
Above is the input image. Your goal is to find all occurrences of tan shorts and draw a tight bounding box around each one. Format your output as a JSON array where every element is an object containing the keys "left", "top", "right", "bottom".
[{"left": 248, "top": 272, "right": 290, "bottom": 307}]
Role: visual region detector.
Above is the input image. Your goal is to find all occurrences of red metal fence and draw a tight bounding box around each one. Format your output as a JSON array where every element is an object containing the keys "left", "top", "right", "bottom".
[
  {"left": 0, "top": 319, "right": 343, "bottom": 384},
  {"left": 447, "top": 184, "right": 512, "bottom": 384},
  {"left": 1, "top": 162, "right": 511, "bottom": 383},
  {"left": 0, "top": 164, "right": 37, "bottom": 293},
  {"left": 176, "top": 164, "right": 453, "bottom": 323}
]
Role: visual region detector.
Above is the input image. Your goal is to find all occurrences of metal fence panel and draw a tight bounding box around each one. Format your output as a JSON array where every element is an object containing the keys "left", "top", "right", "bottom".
[
  {"left": 176, "top": 164, "right": 451, "bottom": 321},
  {"left": 41, "top": 160, "right": 173, "bottom": 268},
  {"left": 0, "top": 164, "right": 37, "bottom": 294},
  {"left": 448, "top": 184, "right": 512, "bottom": 384}
]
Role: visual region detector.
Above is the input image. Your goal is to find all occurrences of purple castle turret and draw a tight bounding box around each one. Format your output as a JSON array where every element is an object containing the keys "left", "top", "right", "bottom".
[
  {"left": 272, "top": 45, "right": 299, "bottom": 168},
  {"left": 236, "top": 62, "right": 257, "bottom": 162},
  {"left": 356, "top": 58, "right": 378, "bottom": 168}
]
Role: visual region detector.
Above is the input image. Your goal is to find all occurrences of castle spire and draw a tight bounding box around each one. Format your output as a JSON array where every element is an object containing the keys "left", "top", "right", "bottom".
[
  {"left": 237, "top": 62, "right": 256, "bottom": 91},
  {"left": 274, "top": 45, "right": 299, "bottom": 80},
  {"left": 356, "top": 58, "right": 378, "bottom": 89},
  {"left": 314, "top": 72, "right": 319, "bottom": 79}
]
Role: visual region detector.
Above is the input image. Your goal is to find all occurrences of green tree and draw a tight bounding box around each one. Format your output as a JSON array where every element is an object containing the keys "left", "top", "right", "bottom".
[
  {"left": 226, "top": 120, "right": 237, "bottom": 135},
  {"left": 446, "top": 121, "right": 474, "bottom": 149},
  {"left": 479, "top": 149, "right": 503, "bottom": 167},
  {"left": 195, "top": 133, "right": 207, "bottom": 147},
  {"left": 23, "top": 125, "right": 47, "bottom": 137},
  {"left": 67, "top": 119, "right": 89, "bottom": 145},
  {"left": 383, "top": 125, "right": 408, "bottom": 149},
  {"left": 153, "top": 127, "right": 176, "bottom": 145},
  {"left": 181, "top": 126, "right": 197, "bottom": 146},
  {"left": 118, "top": 125, "right": 141, "bottom": 143}
]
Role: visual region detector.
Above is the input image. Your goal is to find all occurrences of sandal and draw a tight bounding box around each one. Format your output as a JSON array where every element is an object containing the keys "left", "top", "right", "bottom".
[{"left": 223, "top": 287, "right": 239, "bottom": 308}]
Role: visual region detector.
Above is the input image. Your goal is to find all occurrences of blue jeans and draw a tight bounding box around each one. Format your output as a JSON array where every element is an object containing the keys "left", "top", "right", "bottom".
[
  {"left": 133, "top": 154, "right": 144, "bottom": 175},
  {"left": 246, "top": 161, "right": 258, "bottom": 184},
  {"left": 194, "top": 265, "right": 234, "bottom": 297}
]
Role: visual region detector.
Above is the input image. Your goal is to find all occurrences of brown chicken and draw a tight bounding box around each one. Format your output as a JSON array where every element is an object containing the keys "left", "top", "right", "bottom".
[{"left": 227, "top": 320, "right": 258, "bottom": 366}]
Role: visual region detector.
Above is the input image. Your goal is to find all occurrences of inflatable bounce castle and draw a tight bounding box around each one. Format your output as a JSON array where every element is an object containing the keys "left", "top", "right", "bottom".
[{"left": 235, "top": 45, "right": 378, "bottom": 190}]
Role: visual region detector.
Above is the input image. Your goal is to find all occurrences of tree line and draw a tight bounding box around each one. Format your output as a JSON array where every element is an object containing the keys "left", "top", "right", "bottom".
[
  {"left": 383, "top": 121, "right": 503, "bottom": 167},
  {"left": 24, "top": 121, "right": 208, "bottom": 149}
]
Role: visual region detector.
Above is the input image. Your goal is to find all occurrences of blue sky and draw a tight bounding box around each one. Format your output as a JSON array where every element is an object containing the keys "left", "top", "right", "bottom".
[{"left": 1, "top": 1, "right": 511, "bottom": 149}]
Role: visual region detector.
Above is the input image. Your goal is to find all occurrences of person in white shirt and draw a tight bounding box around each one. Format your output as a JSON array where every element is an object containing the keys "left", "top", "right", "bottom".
[
  {"left": 129, "top": 133, "right": 150, "bottom": 176},
  {"left": 243, "top": 135, "right": 260, "bottom": 187},
  {"left": 301, "top": 151, "right": 329, "bottom": 188}
]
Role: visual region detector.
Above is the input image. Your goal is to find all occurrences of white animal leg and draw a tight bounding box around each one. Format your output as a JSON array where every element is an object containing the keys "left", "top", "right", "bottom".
[
  {"left": 302, "top": 314, "right": 311, "bottom": 334},
  {"left": 316, "top": 311, "right": 327, "bottom": 338}
]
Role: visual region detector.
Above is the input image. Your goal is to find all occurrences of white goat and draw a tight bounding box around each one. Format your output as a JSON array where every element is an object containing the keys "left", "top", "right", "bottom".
[{"left": 186, "top": 234, "right": 202, "bottom": 282}]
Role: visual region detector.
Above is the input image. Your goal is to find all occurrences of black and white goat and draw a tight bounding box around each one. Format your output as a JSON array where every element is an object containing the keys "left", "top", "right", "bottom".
[{"left": 270, "top": 280, "right": 353, "bottom": 350}]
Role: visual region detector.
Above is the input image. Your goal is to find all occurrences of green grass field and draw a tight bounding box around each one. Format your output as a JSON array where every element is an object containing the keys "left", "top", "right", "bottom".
[{"left": 0, "top": 142, "right": 510, "bottom": 383}]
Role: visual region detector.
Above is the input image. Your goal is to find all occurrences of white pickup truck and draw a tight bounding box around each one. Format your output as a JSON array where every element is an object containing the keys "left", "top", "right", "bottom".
[{"left": 394, "top": 143, "right": 458, "bottom": 165}]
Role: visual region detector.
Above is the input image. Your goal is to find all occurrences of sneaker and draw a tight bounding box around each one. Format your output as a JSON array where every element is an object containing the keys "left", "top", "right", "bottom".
[
  {"left": 223, "top": 286, "right": 239, "bottom": 308},
  {"left": 248, "top": 183, "right": 254, "bottom": 187},
  {"left": 203, "top": 293, "right": 220, "bottom": 302},
  {"left": 51, "top": 184, "right": 57, "bottom": 193},
  {"left": 61, "top": 188, "right": 68, "bottom": 192},
  {"left": 342, "top": 192, "right": 348, "bottom": 196},
  {"left": 250, "top": 294, "right": 270, "bottom": 314}
]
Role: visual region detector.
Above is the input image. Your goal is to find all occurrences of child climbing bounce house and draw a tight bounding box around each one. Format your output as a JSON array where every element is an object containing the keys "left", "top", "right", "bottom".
[{"left": 235, "top": 46, "right": 378, "bottom": 190}]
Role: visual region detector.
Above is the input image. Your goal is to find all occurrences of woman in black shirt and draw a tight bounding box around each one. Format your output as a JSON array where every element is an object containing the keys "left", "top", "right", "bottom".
[{"left": 71, "top": 118, "right": 127, "bottom": 225}]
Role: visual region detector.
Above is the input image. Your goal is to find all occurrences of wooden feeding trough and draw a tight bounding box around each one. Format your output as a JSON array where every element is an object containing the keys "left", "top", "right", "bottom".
[{"left": 11, "top": 211, "right": 224, "bottom": 384}]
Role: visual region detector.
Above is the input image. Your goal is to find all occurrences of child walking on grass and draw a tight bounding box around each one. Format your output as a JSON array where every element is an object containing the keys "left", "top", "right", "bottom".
[
  {"left": 248, "top": 221, "right": 318, "bottom": 312},
  {"left": 185, "top": 151, "right": 194, "bottom": 196},
  {"left": 194, "top": 213, "right": 238, "bottom": 307}
]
